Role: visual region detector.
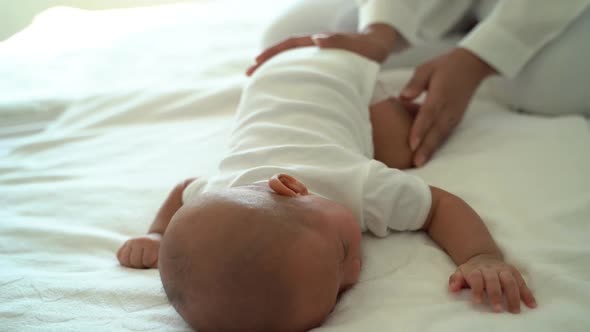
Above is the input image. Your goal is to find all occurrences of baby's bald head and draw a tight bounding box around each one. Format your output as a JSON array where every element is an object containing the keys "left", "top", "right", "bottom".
[{"left": 159, "top": 186, "right": 336, "bottom": 332}]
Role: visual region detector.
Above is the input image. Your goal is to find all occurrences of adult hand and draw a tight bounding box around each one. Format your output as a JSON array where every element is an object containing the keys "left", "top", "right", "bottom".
[
  {"left": 449, "top": 253, "right": 537, "bottom": 314},
  {"left": 117, "top": 233, "right": 162, "bottom": 269},
  {"left": 400, "top": 48, "right": 497, "bottom": 167},
  {"left": 246, "top": 24, "right": 399, "bottom": 76}
]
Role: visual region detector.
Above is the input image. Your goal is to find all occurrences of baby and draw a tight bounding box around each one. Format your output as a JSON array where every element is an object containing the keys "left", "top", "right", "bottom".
[{"left": 117, "top": 47, "right": 537, "bottom": 332}]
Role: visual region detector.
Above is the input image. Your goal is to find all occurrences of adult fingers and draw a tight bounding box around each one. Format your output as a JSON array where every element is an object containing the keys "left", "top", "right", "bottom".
[
  {"left": 256, "top": 36, "right": 315, "bottom": 62},
  {"left": 400, "top": 65, "right": 432, "bottom": 101},
  {"left": 483, "top": 269, "right": 503, "bottom": 312},
  {"left": 397, "top": 99, "right": 421, "bottom": 118},
  {"left": 245, "top": 63, "right": 261, "bottom": 76},
  {"left": 413, "top": 98, "right": 460, "bottom": 166},
  {"left": 465, "top": 269, "right": 485, "bottom": 305},
  {"left": 512, "top": 267, "right": 537, "bottom": 309},
  {"left": 247, "top": 36, "right": 315, "bottom": 76},
  {"left": 413, "top": 120, "right": 446, "bottom": 167},
  {"left": 409, "top": 94, "right": 441, "bottom": 152},
  {"left": 313, "top": 33, "right": 388, "bottom": 62},
  {"left": 499, "top": 270, "right": 521, "bottom": 313},
  {"left": 311, "top": 33, "right": 347, "bottom": 47}
]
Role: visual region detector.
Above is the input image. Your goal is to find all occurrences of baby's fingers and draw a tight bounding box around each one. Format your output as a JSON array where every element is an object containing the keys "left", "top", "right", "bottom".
[
  {"left": 465, "top": 270, "right": 485, "bottom": 304},
  {"left": 448, "top": 270, "right": 466, "bottom": 292},
  {"left": 117, "top": 242, "right": 132, "bottom": 267},
  {"left": 512, "top": 267, "right": 537, "bottom": 309},
  {"left": 142, "top": 247, "right": 159, "bottom": 268},
  {"left": 130, "top": 246, "right": 144, "bottom": 268},
  {"left": 499, "top": 270, "right": 520, "bottom": 313},
  {"left": 483, "top": 269, "right": 503, "bottom": 312}
]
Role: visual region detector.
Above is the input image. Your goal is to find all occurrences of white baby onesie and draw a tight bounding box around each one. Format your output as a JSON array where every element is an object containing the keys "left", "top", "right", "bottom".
[{"left": 183, "top": 48, "right": 431, "bottom": 236}]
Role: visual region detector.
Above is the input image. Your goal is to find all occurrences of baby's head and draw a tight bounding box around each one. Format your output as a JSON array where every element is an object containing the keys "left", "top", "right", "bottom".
[{"left": 159, "top": 174, "right": 362, "bottom": 332}]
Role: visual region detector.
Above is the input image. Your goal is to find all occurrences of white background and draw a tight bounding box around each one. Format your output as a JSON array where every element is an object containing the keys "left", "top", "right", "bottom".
[{"left": 0, "top": 0, "right": 286, "bottom": 41}]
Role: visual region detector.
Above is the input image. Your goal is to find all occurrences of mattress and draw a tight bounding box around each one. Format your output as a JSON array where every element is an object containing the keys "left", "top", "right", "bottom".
[{"left": 1, "top": 1, "right": 589, "bottom": 331}]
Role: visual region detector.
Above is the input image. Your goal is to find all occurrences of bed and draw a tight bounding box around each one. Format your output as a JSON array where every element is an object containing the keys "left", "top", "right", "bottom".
[{"left": 1, "top": 1, "right": 589, "bottom": 331}]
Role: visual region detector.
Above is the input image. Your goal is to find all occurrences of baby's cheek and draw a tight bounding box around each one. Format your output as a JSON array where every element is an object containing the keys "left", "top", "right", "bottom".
[
  {"left": 338, "top": 258, "right": 362, "bottom": 294},
  {"left": 342, "top": 257, "right": 362, "bottom": 289},
  {"left": 351, "top": 258, "right": 362, "bottom": 283}
]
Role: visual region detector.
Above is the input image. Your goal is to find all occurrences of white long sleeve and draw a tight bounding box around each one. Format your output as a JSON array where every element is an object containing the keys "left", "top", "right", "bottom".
[
  {"left": 356, "top": 0, "right": 473, "bottom": 41},
  {"left": 357, "top": 0, "right": 590, "bottom": 78},
  {"left": 459, "top": 0, "right": 590, "bottom": 78}
]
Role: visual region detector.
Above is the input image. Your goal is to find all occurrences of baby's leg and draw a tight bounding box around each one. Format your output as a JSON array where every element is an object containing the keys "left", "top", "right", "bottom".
[{"left": 369, "top": 98, "right": 414, "bottom": 169}]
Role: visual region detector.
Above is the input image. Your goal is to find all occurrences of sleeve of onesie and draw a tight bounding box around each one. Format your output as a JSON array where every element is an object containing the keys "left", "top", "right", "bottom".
[
  {"left": 356, "top": 0, "right": 473, "bottom": 43},
  {"left": 362, "top": 160, "right": 432, "bottom": 237},
  {"left": 459, "top": 0, "right": 590, "bottom": 78},
  {"left": 181, "top": 177, "right": 208, "bottom": 204}
]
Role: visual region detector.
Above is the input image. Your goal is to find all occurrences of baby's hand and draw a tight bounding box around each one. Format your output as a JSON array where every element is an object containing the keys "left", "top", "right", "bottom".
[
  {"left": 449, "top": 254, "right": 537, "bottom": 313},
  {"left": 117, "top": 233, "right": 161, "bottom": 269}
]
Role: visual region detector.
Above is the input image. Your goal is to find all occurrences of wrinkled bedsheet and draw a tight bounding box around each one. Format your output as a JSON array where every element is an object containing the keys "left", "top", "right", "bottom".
[{"left": 1, "top": 1, "right": 589, "bottom": 331}]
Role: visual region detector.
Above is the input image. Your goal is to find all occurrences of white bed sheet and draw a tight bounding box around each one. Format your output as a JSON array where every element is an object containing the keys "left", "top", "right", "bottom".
[{"left": 1, "top": 1, "right": 589, "bottom": 331}]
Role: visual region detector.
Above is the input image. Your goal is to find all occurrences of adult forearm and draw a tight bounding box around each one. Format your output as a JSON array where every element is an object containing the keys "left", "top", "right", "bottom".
[{"left": 424, "top": 187, "right": 502, "bottom": 265}]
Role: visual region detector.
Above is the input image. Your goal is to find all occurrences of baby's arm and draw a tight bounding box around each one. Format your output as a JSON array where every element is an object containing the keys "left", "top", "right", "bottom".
[
  {"left": 116, "top": 178, "right": 196, "bottom": 269},
  {"left": 422, "top": 187, "right": 537, "bottom": 313}
]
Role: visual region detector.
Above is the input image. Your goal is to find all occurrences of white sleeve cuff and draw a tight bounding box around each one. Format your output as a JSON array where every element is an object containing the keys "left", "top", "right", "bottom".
[
  {"left": 459, "top": 0, "right": 590, "bottom": 79},
  {"left": 182, "top": 177, "right": 207, "bottom": 203},
  {"left": 358, "top": 0, "right": 418, "bottom": 43},
  {"left": 362, "top": 161, "right": 432, "bottom": 236},
  {"left": 458, "top": 21, "right": 533, "bottom": 78}
]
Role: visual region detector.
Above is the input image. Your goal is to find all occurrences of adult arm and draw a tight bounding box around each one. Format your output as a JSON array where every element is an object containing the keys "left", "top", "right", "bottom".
[
  {"left": 356, "top": 0, "right": 473, "bottom": 44},
  {"left": 401, "top": 0, "right": 590, "bottom": 167},
  {"left": 247, "top": 0, "right": 431, "bottom": 76},
  {"left": 459, "top": 0, "right": 590, "bottom": 78},
  {"left": 246, "top": 23, "right": 401, "bottom": 76}
]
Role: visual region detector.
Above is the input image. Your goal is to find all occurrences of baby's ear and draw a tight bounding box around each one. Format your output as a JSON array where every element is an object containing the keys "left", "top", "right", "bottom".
[{"left": 268, "top": 174, "right": 309, "bottom": 197}]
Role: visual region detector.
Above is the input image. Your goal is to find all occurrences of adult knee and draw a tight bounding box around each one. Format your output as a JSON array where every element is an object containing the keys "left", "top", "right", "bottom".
[{"left": 490, "top": 7, "right": 590, "bottom": 115}]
